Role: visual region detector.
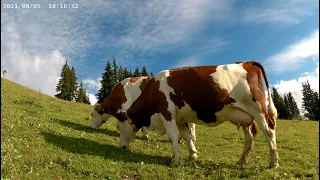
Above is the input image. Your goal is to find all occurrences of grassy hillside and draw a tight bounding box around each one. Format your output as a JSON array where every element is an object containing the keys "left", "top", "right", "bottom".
[{"left": 1, "top": 79, "right": 319, "bottom": 180}]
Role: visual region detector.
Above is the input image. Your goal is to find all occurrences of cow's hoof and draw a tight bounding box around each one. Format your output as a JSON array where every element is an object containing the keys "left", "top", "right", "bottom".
[
  {"left": 170, "top": 159, "right": 180, "bottom": 167},
  {"left": 236, "top": 159, "right": 247, "bottom": 166},
  {"left": 142, "top": 135, "right": 149, "bottom": 140},
  {"left": 269, "top": 162, "right": 279, "bottom": 169},
  {"left": 189, "top": 153, "right": 198, "bottom": 160}
]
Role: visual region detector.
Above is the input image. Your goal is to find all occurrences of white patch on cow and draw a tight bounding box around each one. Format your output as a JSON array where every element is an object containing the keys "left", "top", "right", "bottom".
[
  {"left": 155, "top": 70, "right": 176, "bottom": 119},
  {"left": 215, "top": 105, "right": 254, "bottom": 128},
  {"left": 210, "top": 63, "right": 260, "bottom": 114},
  {"left": 211, "top": 63, "right": 250, "bottom": 96},
  {"left": 119, "top": 77, "right": 149, "bottom": 113}
]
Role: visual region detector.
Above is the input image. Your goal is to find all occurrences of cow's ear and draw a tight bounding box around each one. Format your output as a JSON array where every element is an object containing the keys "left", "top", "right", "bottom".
[
  {"left": 94, "top": 104, "right": 104, "bottom": 114},
  {"left": 115, "top": 112, "right": 129, "bottom": 122}
]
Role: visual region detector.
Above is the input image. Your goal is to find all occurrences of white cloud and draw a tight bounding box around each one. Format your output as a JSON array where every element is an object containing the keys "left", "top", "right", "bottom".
[
  {"left": 83, "top": 78, "right": 101, "bottom": 91},
  {"left": 173, "top": 57, "right": 200, "bottom": 69},
  {"left": 105, "top": 0, "right": 234, "bottom": 66},
  {"left": 272, "top": 64, "right": 319, "bottom": 114},
  {"left": 82, "top": 79, "right": 100, "bottom": 105},
  {"left": 1, "top": 22, "right": 65, "bottom": 96},
  {"left": 241, "top": 0, "right": 318, "bottom": 25},
  {"left": 265, "top": 30, "right": 319, "bottom": 73},
  {"left": 172, "top": 38, "right": 230, "bottom": 68},
  {"left": 115, "top": 0, "right": 232, "bottom": 54},
  {"left": 88, "top": 93, "right": 98, "bottom": 105},
  {"left": 1, "top": 0, "right": 233, "bottom": 97}
]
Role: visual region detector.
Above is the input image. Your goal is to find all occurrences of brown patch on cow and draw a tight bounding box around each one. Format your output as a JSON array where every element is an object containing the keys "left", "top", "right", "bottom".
[
  {"left": 241, "top": 61, "right": 275, "bottom": 130},
  {"left": 168, "top": 66, "right": 236, "bottom": 123},
  {"left": 139, "top": 76, "right": 154, "bottom": 91},
  {"left": 129, "top": 77, "right": 141, "bottom": 83},
  {"left": 249, "top": 121, "right": 258, "bottom": 138},
  {"left": 170, "top": 92, "right": 184, "bottom": 109},
  {"left": 100, "top": 83, "right": 127, "bottom": 116},
  {"left": 235, "top": 61, "right": 243, "bottom": 64}
]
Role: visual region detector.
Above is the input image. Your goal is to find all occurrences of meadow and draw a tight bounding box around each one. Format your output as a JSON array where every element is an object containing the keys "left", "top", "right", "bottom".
[{"left": 1, "top": 79, "right": 319, "bottom": 180}]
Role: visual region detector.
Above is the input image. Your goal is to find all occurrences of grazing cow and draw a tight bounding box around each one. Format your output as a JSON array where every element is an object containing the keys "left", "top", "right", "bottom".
[
  {"left": 90, "top": 77, "right": 153, "bottom": 139},
  {"left": 91, "top": 76, "right": 196, "bottom": 142},
  {"left": 115, "top": 61, "right": 279, "bottom": 168}
]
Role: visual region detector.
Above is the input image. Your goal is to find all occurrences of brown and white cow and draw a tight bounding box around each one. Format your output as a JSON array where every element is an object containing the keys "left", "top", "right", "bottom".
[
  {"left": 90, "top": 77, "right": 153, "bottom": 139},
  {"left": 115, "top": 61, "right": 279, "bottom": 168},
  {"left": 90, "top": 76, "right": 196, "bottom": 141}
]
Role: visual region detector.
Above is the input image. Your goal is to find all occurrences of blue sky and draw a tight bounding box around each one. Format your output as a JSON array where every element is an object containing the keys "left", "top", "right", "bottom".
[{"left": 1, "top": 0, "right": 319, "bottom": 109}]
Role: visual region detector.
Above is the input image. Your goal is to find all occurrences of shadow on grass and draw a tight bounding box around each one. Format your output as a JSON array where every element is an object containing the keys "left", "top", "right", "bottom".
[
  {"left": 54, "top": 118, "right": 120, "bottom": 137},
  {"left": 41, "top": 131, "right": 171, "bottom": 166},
  {"left": 54, "top": 118, "right": 165, "bottom": 141}
]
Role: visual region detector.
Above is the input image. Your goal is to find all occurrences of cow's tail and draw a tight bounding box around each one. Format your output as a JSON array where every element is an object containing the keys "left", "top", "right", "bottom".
[{"left": 251, "top": 61, "right": 278, "bottom": 129}]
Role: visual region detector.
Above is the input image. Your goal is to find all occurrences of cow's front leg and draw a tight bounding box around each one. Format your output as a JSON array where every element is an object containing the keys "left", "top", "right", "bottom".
[
  {"left": 162, "top": 116, "right": 180, "bottom": 166},
  {"left": 177, "top": 122, "right": 198, "bottom": 160},
  {"left": 141, "top": 126, "right": 149, "bottom": 140}
]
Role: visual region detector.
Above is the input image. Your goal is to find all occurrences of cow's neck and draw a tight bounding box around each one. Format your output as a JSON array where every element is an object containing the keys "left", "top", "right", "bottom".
[
  {"left": 126, "top": 78, "right": 157, "bottom": 129},
  {"left": 128, "top": 107, "right": 151, "bottom": 129}
]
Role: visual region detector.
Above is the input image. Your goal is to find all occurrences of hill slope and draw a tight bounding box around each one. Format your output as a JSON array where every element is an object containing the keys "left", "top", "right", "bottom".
[{"left": 1, "top": 79, "right": 319, "bottom": 179}]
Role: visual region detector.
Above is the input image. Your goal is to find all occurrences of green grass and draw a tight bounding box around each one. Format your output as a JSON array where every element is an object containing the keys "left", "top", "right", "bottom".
[{"left": 1, "top": 79, "right": 319, "bottom": 180}]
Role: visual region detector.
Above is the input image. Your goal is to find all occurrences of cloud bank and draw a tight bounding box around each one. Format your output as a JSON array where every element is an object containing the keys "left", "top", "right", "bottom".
[
  {"left": 265, "top": 30, "right": 319, "bottom": 73},
  {"left": 272, "top": 64, "right": 319, "bottom": 114}
]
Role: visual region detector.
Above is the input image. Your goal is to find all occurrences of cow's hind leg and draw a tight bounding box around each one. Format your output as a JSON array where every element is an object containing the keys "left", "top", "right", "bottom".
[
  {"left": 178, "top": 123, "right": 196, "bottom": 144},
  {"left": 177, "top": 122, "right": 198, "bottom": 160},
  {"left": 237, "top": 123, "right": 257, "bottom": 166},
  {"left": 254, "top": 114, "right": 279, "bottom": 168}
]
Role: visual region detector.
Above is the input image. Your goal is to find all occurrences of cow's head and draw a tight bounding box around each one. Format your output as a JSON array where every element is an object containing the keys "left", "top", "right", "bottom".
[
  {"left": 90, "top": 104, "right": 112, "bottom": 129},
  {"left": 115, "top": 112, "right": 137, "bottom": 149}
]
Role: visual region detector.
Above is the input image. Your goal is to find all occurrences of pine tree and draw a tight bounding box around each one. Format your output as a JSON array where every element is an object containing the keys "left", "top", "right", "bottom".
[
  {"left": 112, "top": 58, "right": 118, "bottom": 84},
  {"left": 69, "top": 67, "right": 78, "bottom": 101},
  {"left": 96, "top": 60, "right": 114, "bottom": 103},
  {"left": 118, "top": 66, "right": 124, "bottom": 81},
  {"left": 283, "top": 93, "right": 290, "bottom": 119},
  {"left": 129, "top": 70, "right": 133, "bottom": 77},
  {"left": 287, "top": 92, "right": 300, "bottom": 119},
  {"left": 55, "top": 61, "right": 71, "bottom": 100},
  {"left": 76, "top": 82, "right": 91, "bottom": 104},
  {"left": 123, "top": 68, "right": 130, "bottom": 79},
  {"left": 150, "top": 72, "right": 154, "bottom": 76},
  {"left": 302, "top": 81, "right": 319, "bottom": 120},
  {"left": 271, "top": 87, "right": 287, "bottom": 119},
  {"left": 76, "top": 82, "right": 86, "bottom": 103},
  {"left": 2, "top": 70, "right": 7, "bottom": 79},
  {"left": 83, "top": 92, "right": 91, "bottom": 105},
  {"left": 141, "top": 66, "right": 149, "bottom": 76},
  {"left": 133, "top": 67, "right": 140, "bottom": 77}
]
